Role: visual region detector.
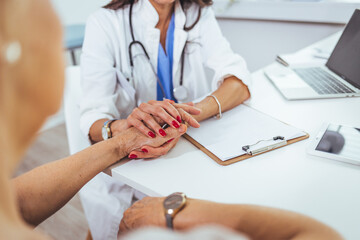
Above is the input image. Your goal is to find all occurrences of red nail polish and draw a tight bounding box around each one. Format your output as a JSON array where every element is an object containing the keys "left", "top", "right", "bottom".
[
  {"left": 129, "top": 154, "right": 137, "bottom": 159},
  {"left": 170, "top": 100, "right": 175, "bottom": 104},
  {"left": 141, "top": 148, "right": 148, "bottom": 153},
  {"left": 159, "top": 129, "right": 166, "bottom": 137},
  {"left": 176, "top": 116, "right": 182, "bottom": 123},
  {"left": 148, "top": 131, "right": 156, "bottom": 138},
  {"left": 168, "top": 138, "right": 174, "bottom": 143},
  {"left": 172, "top": 120, "right": 180, "bottom": 128}
]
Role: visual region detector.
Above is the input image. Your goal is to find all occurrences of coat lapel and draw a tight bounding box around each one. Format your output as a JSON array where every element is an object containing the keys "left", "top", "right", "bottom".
[
  {"left": 134, "top": 0, "right": 188, "bottom": 91},
  {"left": 172, "top": 1, "right": 188, "bottom": 88},
  {"left": 135, "top": 0, "right": 160, "bottom": 90}
]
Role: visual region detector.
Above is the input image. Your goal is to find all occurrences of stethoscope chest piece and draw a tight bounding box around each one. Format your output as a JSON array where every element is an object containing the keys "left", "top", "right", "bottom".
[{"left": 173, "top": 86, "right": 189, "bottom": 102}]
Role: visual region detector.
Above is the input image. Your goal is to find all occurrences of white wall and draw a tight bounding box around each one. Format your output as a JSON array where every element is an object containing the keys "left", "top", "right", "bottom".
[
  {"left": 211, "top": 0, "right": 357, "bottom": 71},
  {"left": 213, "top": 1, "right": 360, "bottom": 24},
  {"left": 51, "top": 0, "right": 345, "bottom": 71},
  {"left": 217, "top": 19, "right": 344, "bottom": 71},
  {"left": 51, "top": 0, "right": 108, "bottom": 25},
  {"left": 45, "top": 0, "right": 108, "bottom": 131}
]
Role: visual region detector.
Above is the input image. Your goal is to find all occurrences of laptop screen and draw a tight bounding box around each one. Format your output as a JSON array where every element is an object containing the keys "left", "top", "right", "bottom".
[{"left": 326, "top": 9, "right": 360, "bottom": 89}]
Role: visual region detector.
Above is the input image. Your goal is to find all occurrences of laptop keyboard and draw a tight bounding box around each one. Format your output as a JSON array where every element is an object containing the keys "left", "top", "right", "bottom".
[{"left": 293, "top": 68, "right": 355, "bottom": 94}]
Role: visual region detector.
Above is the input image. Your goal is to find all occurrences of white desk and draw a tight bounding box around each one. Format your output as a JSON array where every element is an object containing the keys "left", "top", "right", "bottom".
[{"left": 111, "top": 33, "right": 360, "bottom": 240}]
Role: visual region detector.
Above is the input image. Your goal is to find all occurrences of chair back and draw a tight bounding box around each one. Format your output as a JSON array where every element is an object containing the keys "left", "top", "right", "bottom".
[{"left": 64, "top": 66, "right": 90, "bottom": 154}]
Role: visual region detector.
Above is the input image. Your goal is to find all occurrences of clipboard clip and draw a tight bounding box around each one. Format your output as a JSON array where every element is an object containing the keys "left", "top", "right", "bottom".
[{"left": 242, "top": 136, "right": 287, "bottom": 156}]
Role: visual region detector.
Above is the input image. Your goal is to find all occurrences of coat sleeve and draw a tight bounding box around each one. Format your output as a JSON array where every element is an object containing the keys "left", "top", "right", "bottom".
[
  {"left": 79, "top": 10, "right": 121, "bottom": 137},
  {"left": 199, "top": 7, "right": 252, "bottom": 93}
]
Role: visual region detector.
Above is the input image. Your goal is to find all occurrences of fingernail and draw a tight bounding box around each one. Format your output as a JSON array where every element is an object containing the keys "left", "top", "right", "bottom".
[
  {"left": 170, "top": 100, "right": 175, "bottom": 104},
  {"left": 176, "top": 116, "right": 182, "bottom": 123},
  {"left": 159, "top": 129, "right": 166, "bottom": 137},
  {"left": 148, "top": 131, "right": 156, "bottom": 138},
  {"left": 168, "top": 138, "right": 174, "bottom": 143},
  {"left": 172, "top": 120, "right": 180, "bottom": 128},
  {"left": 129, "top": 154, "right": 137, "bottom": 159},
  {"left": 141, "top": 148, "right": 148, "bottom": 153},
  {"left": 179, "top": 125, "right": 187, "bottom": 133}
]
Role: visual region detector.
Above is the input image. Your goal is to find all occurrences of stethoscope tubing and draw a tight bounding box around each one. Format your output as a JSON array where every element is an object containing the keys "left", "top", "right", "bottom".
[
  {"left": 128, "top": 2, "right": 169, "bottom": 99},
  {"left": 127, "top": 1, "right": 201, "bottom": 101}
]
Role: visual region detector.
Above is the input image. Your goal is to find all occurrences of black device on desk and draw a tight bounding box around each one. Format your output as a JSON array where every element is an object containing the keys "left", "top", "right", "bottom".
[{"left": 265, "top": 9, "right": 360, "bottom": 100}]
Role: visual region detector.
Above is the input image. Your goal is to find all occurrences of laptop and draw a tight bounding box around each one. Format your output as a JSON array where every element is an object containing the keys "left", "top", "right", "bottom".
[{"left": 264, "top": 9, "right": 360, "bottom": 100}]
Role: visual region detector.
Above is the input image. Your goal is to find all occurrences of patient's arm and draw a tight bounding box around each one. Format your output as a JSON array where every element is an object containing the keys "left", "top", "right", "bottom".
[
  {"left": 12, "top": 125, "right": 186, "bottom": 226},
  {"left": 120, "top": 197, "right": 342, "bottom": 240}
]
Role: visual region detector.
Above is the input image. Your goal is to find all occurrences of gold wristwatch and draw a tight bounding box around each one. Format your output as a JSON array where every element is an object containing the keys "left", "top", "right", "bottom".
[
  {"left": 163, "top": 192, "right": 187, "bottom": 229},
  {"left": 102, "top": 119, "right": 116, "bottom": 140}
]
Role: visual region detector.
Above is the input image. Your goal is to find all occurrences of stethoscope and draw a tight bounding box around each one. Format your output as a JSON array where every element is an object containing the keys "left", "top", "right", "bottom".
[{"left": 127, "top": 1, "right": 189, "bottom": 102}]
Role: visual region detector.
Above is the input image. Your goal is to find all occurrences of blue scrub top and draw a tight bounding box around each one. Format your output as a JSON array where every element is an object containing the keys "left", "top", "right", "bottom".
[{"left": 157, "top": 13, "right": 176, "bottom": 102}]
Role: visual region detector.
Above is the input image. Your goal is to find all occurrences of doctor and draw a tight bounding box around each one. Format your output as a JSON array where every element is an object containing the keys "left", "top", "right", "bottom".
[{"left": 80, "top": 0, "right": 251, "bottom": 238}]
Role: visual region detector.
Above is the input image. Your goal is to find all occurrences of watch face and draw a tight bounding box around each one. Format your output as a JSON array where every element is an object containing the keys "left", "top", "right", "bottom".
[
  {"left": 164, "top": 194, "right": 184, "bottom": 210},
  {"left": 102, "top": 127, "right": 108, "bottom": 140}
]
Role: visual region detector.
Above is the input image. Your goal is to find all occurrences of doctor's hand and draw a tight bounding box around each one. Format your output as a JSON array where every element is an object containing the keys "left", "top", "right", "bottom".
[
  {"left": 123, "top": 124, "right": 187, "bottom": 159},
  {"left": 126, "top": 100, "right": 201, "bottom": 139}
]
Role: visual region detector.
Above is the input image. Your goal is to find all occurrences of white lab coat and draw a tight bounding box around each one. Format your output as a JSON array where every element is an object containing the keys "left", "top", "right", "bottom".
[{"left": 79, "top": 0, "right": 251, "bottom": 239}]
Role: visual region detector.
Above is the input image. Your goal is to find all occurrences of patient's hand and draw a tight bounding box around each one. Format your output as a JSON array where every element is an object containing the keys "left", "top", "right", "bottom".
[
  {"left": 119, "top": 197, "right": 166, "bottom": 232},
  {"left": 120, "top": 196, "right": 200, "bottom": 233}
]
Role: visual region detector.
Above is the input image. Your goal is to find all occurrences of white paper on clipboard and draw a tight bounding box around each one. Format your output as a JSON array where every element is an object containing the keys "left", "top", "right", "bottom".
[{"left": 186, "top": 105, "right": 306, "bottom": 161}]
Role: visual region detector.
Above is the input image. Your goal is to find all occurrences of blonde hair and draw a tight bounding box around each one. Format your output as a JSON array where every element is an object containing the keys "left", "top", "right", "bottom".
[
  {"left": 0, "top": 0, "right": 17, "bottom": 174},
  {"left": 0, "top": 0, "right": 35, "bottom": 172},
  {"left": 0, "top": 0, "right": 24, "bottom": 89},
  {"left": 0, "top": 0, "right": 65, "bottom": 171},
  {"left": 0, "top": 3, "right": 63, "bottom": 238}
]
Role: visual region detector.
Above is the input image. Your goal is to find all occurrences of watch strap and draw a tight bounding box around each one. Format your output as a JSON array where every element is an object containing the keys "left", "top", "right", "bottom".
[
  {"left": 102, "top": 120, "right": 111, "bottom": 140},
  {"left": 165, "top": 213, "right": 174, "bottom": 229},
  {"left": 107, "top": 119, "right": 117, "bottom": 138},
  {"left": 103, "top": 119, "right": 117, "bottom": 140}
]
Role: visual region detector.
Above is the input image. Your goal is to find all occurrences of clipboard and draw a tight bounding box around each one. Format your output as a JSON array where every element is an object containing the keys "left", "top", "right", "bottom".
[
  {"left": 184, "top": 133, "right": 309, "bottom": 166},
  {"left": 184, "top": 105, "right": 309, "bottom": 166}
]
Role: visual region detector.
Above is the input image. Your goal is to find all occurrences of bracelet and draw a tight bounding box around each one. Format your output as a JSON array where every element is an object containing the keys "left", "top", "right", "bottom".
[{"left": 208, "top": 95, "right": 222, "bottom": 119}]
